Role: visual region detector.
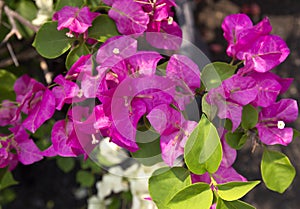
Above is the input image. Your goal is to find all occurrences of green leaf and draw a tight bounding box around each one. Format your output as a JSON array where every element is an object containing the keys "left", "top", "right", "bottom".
[
  {"left": 184, "top": 114, "right": 222, "bottom": 175},
  {"left": 56, "top": 157, "right": 75, "bottom": 173},
  {"left": 16, "top": 0, "right": 38, "bottom": 37},
  {"left": 157, "top": 61, "right": 168, "bottom": 76},
  {"left": 55, "top": 0, "right": 84, "bottom": 10},
  {"left": 293, "top": 129, "right": 300, "bottom": 140},
  {"left": 88, "top": 15, "right": 119, "bottom": 42},
  {"left": 0, "top": 171, "right": 18, "bottom": 190},
  {"left": 80, "top": 158, "right": 102, "bottom": 173},
  {"left": 225, "top": 132, "right": 247, "bottom": 150},
  {"left": 149, "top": 167, "right": 191, "bottom": 208},
  {"left": 216, "top": 198, "right": 256, "bottom": 209},
  {"left": 241, "top": 104, "right": 258, "bottom": 130},
  {"left": 17, "top": 1, "right": 37, "bottom": 21},
  {"left": 66, "top": 43, "right": 90, "bottom": 69},
  {"left": 201, "top": 62, "right": 237, "bottom": 90},
  {"left": 76, "top": 170, "right": 95, "bottom": 187},
  {"left": 33, "top": 21, "right": 73, "bottom": 59},
  {"left": 261, "top": 149, "right": 296, "bottom": 193},
  {"left": 202, "top": 94, "right": 217, "bottom": 121},
  {"left": 131, "top": 133, "right": 162, "bottom": 166},
  {"left": 0, "top": 69, "right": 16, "bottom": 101},
  {"left": 167, "top": 183, "right": 213, "bottom": 209},
  {"left": 217, "top": 181, "right": 260, "bottom": 201}
]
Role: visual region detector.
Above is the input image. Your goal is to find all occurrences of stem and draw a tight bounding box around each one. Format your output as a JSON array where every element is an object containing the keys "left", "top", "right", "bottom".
[
  {"left": 92, "top": 5, "right": 111, "bottom": 12},
  {"left": 0, "top": 101, "right": 20, "bottom": 107}
]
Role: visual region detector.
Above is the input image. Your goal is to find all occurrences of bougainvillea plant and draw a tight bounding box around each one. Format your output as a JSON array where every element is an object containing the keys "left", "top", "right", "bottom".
[{"left": 0, "top": 0, "right": 299, "bottom": 209}]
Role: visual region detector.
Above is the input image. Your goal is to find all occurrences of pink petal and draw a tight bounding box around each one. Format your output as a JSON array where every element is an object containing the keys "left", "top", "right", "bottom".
[
  {"left": 109, "top": 0, "right": 149, "bottom": 35},
  {"left": 22, "top": 89, "right": 56, "bottom": 133},
  {"left": 257, "top": 125, "right": 293, "bottom": 146},
  {"left": 146, "top": 20, "right": 182, "bottom": 50},
  {"left": 18, "top": 139, "right": 43, "bottom": 165}
]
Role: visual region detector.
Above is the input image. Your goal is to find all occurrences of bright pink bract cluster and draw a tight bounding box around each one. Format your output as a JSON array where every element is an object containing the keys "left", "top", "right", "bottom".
[{"left": 207, "top": 14, "right": 298, "bottom": 146}]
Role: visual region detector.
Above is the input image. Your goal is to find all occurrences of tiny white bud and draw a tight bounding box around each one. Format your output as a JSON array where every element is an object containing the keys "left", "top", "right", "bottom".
[
  {"left": 91, "top": 134, "right": 99, "bottom": 145},
  {"left": 77, "top": 89, "right": 83, "bottom": 98},
  {"left": 66, "top": 32, "right": 74, "bottom": 38},
  {"left": 277, "top": 121, "right": 285, "bottom": 130},
  {"left": 112, "top": 48, "right": 120, "bottom": 54},
  {"left": 167, "top": 16, "right": 173, "bottom": 25}
]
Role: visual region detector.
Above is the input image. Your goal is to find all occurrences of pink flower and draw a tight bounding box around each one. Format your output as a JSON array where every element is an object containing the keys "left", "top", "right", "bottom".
[
  {"left": 53, "top": 6, "right": 99, "bottom": 35},
  {"left": 256, "top": 99, "right": 298, "bottom": 146}
]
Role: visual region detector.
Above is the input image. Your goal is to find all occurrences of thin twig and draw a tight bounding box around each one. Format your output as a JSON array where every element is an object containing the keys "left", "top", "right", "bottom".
[
  {"left": 1, "top": 5, "right": 39, "bottom": 46},
  {"left": 0, "top": 1, "right": 4, "bottom": 23},
  {"left": 4, "top": 5, "right": 39, "bottom": 32},
  {"left": 0, "top": 48, "right": 38, "bottom": 68},
  {"left": 6, "top": 42, "right": 19, "bottom": 67},
  {"left": 2, "top": 6, "right": 22, "bottom": 44}
]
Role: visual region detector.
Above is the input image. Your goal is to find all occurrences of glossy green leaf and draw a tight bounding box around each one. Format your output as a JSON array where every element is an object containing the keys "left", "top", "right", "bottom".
[
  {"left": 241, "top": 104, "right": 258, "bottom": 130},
  {"left": 148, "top": 167, "right": 191, "bottom": 208},
  {"left": 80, "top": 158, "right": 102, "bottom": 173},
  {"left": 0, "top": 70, "right": 16, "bottom": 101},
  {"left": 88, "top": 15, "right": 119, "bottom": 42},
  {"left": 55, "top": 0, "right": 84, "bottom": 10},
  {"left": 225, "top": 132, "right": 247, "bottom": 150},
  {"left": 216, "top": 198, "right": 256, "bottom": 209},
  {"left": 217, "top": 181, "right": 260, "bottom": 201},
  {"left": 184, "top": 114, "right": 222, "bottom": 175},
  {"left": 33, "top": 21, "right": 73, "bottom": 59},
  {"left": 56, "top": 157, "right": 75, "bottom": 173},
  {"left": 201, "top": 62, "right": 237, "bottom": 90},
  {"left": 293, "top": 129, "right": 300, "bottom": 140},
  {"left": 16, "top": 0, "right": 38, "bottom": 37},
  {"left": 167, "top": 183, "right": 213, "bottom": 209},
  {"left": 76, "top": 170, "right": 95, "bottom": 187},
  {"left": 261, "top": 149, "right": 296, "bottom": 193},
  {"left": 0, "top": 171, "right": 18, "bottom": 190},
  {"left": 202, "top": 94, "right": 217, "bottom": 121},
  {"left": 131, "top": 134, "right": 162, "bottom": 166},
  {"left": 157, "top": 61, "right": 168, "bottom": 76},
  {"left": 66, "top": 43, "right": 90, "bottom": 69}
]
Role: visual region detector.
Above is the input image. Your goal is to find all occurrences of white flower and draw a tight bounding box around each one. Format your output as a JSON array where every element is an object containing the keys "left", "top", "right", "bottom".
[
  {"left": 96, "top": 166, "right": 128, "bottom": 200},
  {"left": 98, "top": 137, "right": 128, "bottom": 166},
  {"left": 32, "top": 0, "right": 53, "bottom": 25},
  {"left": 87, "top": 196, "right": 107, "bottom": 209}
]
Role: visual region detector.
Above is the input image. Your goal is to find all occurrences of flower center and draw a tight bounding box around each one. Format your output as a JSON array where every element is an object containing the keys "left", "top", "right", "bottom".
[
  {"left": 113, "top": 48, "right": 120, "bottom": 55},
  {"left": 277, "top": 121, "right": 285, "bottom": 129}
]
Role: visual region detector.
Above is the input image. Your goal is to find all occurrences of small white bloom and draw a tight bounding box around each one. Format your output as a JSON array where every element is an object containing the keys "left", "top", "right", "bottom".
[
  {"left": 277, "top": 121, "right": 285, "bottom": 129},
  {"left": 96, "top": 167, "right": 128, "bottom": 200},
  {"left": 167, "top": 16, "right": 173, "bottom": 25},
  {"left": 112, "top": 48, "right": 120, "bottom": 54},
  {"left": 32, "top": 0, "right": 54, "bottom": 25},
  {"left": 91, "top": 134, "right": 100, "bottom": 145},
  {"left": 98, "top": 138, "right": 128, "bottom": 166},
  {"left": 87, "top": 196, "right": 107, "bottom": 209}
]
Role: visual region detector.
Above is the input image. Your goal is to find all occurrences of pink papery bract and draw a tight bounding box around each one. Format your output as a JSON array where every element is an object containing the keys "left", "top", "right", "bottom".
[
  {"left": 146, "top": 21, "right": 182, "bottom": 50},
  {"left": 53, "top": 6, "right": 99, "bottom": 34},
  {"left": 108, "top": 0, "right": 149, "bottom": 35},
  {"left": 256, "top": 99, "right": 298, "bottom": 145},
  {"left": 242, "top": 35, "right": 290, "bottom": 73},
  {"left": 96, "top": 36, "right": 137, "bottom": 67}
]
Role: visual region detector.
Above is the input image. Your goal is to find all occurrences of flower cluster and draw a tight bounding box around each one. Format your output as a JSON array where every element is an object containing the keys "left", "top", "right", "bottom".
[
  {"left": 0, "top": 75, "right": 55, "bottom": 169},
  {"left": 207, "top": 14, "right": 298, "bottom": 146},
  {"left": 103, "top": 0, "right": 182, "bottom": 49},
  {"left": 48, "top": 35, "right": 200, "bottom": 166},
  {"left": 0, "top": 2, "right": 299, "bottom": 208},
  {"left": 0, "top": 1, "right": 185, "bottom": 170}
]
